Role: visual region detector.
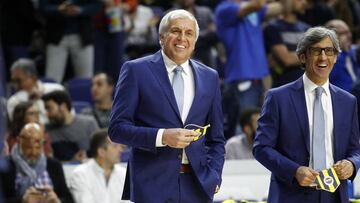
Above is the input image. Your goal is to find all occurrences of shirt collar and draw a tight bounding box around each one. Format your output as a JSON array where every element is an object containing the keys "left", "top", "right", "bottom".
[
  {"left": 303, "top": 74, "right": 330, "bottom": 96},
  {"left": 161, "top": 50, "right": 191, "bottom": 75}
]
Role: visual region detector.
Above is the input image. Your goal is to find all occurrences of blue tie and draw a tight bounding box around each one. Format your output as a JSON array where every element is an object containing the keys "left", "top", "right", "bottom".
[
  {"left": 313, "top": 87, "right": 326, "bottom": 171},
  {"left": 172, "top": 66, "right": 184, "bottom": 115}
]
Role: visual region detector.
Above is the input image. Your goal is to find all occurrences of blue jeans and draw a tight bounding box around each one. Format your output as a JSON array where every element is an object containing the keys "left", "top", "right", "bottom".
[{"left": 94, "top": 29, "right": 125, "bottom": 81}]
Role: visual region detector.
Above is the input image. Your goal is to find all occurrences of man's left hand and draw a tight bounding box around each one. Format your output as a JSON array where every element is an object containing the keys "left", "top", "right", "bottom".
[{"left": 333, "top": 159, "right": 354, "bottom": 180}]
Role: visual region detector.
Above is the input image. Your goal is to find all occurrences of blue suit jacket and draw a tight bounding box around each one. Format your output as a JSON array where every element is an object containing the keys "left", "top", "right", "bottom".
[
  {"left": 253, "top": 77, "right": 360, "bottom": 203},
  {"left": 108, "top": 51, "right": 225, "bottom": 203}
]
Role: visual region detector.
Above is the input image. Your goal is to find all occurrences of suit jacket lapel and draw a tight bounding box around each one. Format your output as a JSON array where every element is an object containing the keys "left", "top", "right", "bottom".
[
  {"left": 290, "top": 78, "right": 310, "bottom": 154},
  {"left": 330, "top": 85, "right": 340, "bottom": 161},
  {"left": 149, "top": 51, "right": 182, "bottom": 122}
]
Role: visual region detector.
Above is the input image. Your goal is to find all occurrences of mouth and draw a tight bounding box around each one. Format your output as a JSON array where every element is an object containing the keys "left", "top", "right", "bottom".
[
  {"left": 175, "top": 44, "right": 186, "bottom": 49},
  {"left": 317, "top": 63, "right": 328, "bottom": 69}
]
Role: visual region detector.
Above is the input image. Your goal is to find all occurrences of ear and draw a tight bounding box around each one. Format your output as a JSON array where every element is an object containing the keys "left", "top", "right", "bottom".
[
  {"left": 299, "top": 53, "right": 306, "bottom": 65},
  {"left": 159, "top": 33, "right": 165, "bottom": 46},
  {"left": 242, "top": 125, "right": 250, "bottom": 134},
  {"left": 59, "top": 103, "right": 68, "bottom": 112},
  {"left": 97, "top": 147, "right": 106, "bottom": 158}
]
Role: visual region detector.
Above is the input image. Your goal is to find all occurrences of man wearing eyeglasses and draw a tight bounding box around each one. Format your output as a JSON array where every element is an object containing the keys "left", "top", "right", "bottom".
[{"left": 253, "top": 26, "right": 360, "bottom": 203}]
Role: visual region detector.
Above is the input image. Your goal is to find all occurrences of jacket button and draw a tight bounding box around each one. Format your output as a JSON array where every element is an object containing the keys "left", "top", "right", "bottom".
[{"left": 178, "top": 154, "right": 182, "bottom": 159}]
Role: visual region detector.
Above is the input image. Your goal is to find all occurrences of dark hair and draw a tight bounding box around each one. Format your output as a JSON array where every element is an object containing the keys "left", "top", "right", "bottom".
[
  {"left": 94, "top": 72, "right": 115, "bottom": 86},
  {"left": 239, "top": 107, "right": 260, "bottom": 128},
  {"left": 42, "top": 90, "right": 72, "bottom": 111},
  {"left": 88, "top": 129, "right": 109, "bottom": 158},
  {"left": 9, "top": 101, "right": 34, "bottom": 137},
  {"left": 10, "top": 58, "right": 38, "bottom": 77}
]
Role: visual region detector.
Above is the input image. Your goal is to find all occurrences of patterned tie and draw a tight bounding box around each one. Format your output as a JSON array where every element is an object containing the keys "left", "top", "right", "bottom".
[
  {"left": 172, "top": 66, "right": 184, "bottom": 115},
  {"left": 313, "top": 87, "right": 326, "bottom": 171}
]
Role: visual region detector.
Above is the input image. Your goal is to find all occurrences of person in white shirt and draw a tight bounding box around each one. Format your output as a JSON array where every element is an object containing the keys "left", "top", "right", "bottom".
[
  {"left": 225, "top": 107, "right": 260, "bottom": 160},
  {"left": 7, "top": 58, "right": 64, "bottom": 123},
  {"left": 69, "top": 129, "right": 129, "bottom": 203}
]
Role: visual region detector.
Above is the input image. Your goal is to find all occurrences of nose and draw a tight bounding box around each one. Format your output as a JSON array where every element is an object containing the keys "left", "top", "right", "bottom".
[
  {"left": 177, "top": 32, "right": 185, "bottom": 40},
  {"left": 319, "top": 50, "right": 327, "bottom": 59}
]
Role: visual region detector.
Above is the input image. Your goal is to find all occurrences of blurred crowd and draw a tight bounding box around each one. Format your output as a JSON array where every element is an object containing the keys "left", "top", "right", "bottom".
[{"left": 2, "top": 0, "right": 360, "bottom": 202}]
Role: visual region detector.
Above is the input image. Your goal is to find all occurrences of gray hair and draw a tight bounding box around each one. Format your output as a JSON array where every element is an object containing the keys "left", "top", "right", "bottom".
[
  {"left": 158, "top": 9, "right": 200, "bottom": 42},
  {"left": 10, "top": 58, "right": 38, "bottom": 77},
  {"left": 296, "top": 26, "right": 341, "bottom": 56}
]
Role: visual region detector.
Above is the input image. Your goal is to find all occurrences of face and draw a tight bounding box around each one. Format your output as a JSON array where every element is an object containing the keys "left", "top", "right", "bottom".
[
  {"left": 248, "top": 113, "right": 260, "bottom": 144},
  {"left": 103, "top": 140, "right": 125, "bottom": 166},
  {"left": 24, "top": 105, "right": 40, "bottom": 124},
  {"left": 19, "top": 128, "right": 44, "bottom": 164},
  {"left": 160, "top": 17, "right": 196, "bottom": 65},
  {"left": 44, "top": 100, "right": 65, "bottom": 127},
  {"left": 292, "top": 0, "right": 307, "bottom": 15},
  {"left": 300, "top": 37, "right": 337, "bottom": 85},
  {"left": 335, "top": 22, "right": 352, "bottom": 51},
  {"left": 178, "top": 0, "right": 195, "bottom": 8},
  {"left": 11, "top": 69, "right": 37, "bottom": 92},
  {"left": 91, "top": 74, "right": 113, "bottom": 103}
]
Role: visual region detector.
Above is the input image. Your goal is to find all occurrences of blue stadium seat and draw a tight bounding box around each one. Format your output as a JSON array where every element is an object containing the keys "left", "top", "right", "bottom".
[{"left": 67, "top": 77, "right": 93, "bottom": 104}]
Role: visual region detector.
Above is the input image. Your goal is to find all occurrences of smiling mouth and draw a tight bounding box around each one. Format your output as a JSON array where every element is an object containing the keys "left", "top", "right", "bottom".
[
  {"left": 317, "top": 64, "right": 327, "bottom": 68},
  {"left": 175, "top": 44, "right": 186, "bottom": 49}
]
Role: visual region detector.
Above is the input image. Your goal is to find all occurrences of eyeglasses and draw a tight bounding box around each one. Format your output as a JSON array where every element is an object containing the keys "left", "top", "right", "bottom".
[{"left": 308, "top": 47, "right": 337, "bottom": 56}]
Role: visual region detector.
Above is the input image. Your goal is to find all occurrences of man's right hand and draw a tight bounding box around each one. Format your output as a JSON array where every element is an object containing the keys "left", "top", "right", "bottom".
[
  {"left": 162, "top": 128, "right": 200, "bottom": 149},
  {"left": 295, "top": 166, "right": 319, "bottom": 186}
]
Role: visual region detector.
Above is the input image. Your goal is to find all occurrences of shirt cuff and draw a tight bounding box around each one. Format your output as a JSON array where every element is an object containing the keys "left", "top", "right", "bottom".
[{"left": 156, "top": 129, "right": 166, "bottom": 147}]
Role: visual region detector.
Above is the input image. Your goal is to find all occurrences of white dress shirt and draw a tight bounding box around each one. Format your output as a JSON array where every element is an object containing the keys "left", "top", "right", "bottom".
[
  {"left": 69, "top": 159, "right": 130, "bottom": 203},
  {"left": 155, "top": 51, "right": 195, "bottom": 164},
  {"left": 303, "top": 74, "right": 334, "bottom": 169}
]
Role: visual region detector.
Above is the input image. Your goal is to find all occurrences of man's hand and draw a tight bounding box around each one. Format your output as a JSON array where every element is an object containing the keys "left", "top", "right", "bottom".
[
  {"left": 43, "top": 187, "right": 61, "bottom": 203},
  {"left": 334, "top": 159, "right": 354, "bottom": 180},
  {"left": 162, "top": 128, "right": 200, "bottom": 149},
  {"left": 295, "top": 166, "right": 319, "bottom": 186},
  {"left": 23, "top": 187, "right": 44, "bottom": 203},
  {"left": 58, "top": 2, "right": 81, "bottom": 16}
]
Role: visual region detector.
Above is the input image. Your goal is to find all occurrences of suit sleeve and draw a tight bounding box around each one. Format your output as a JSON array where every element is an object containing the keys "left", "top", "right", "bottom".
[
  {"left": 108, "top": 61, "right": 158, "bottom": 152},
  {"left": 346, "top": 97, "right": 360, "bottom": 180},
  {"left": 253, "top": 91, "right": 300, "bottom": 185}
]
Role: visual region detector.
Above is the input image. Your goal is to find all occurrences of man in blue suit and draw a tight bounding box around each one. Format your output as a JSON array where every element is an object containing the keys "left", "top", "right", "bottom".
[
  {"left": 254, "top": 26, "right": 360, "bottom": 203},
  {"left": 108, "top": 9, "right": 225, "bottom": 203}
]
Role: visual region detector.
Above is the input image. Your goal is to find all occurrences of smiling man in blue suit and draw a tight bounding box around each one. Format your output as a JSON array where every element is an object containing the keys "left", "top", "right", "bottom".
[
  {"left": 254, "top": 27, "right": 360, "bottom": 203},
  {"left": 108, "top": 9, "right": 225, "bottom": 203}
]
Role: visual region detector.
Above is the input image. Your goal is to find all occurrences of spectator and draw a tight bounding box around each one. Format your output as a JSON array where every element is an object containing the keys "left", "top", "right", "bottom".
[
  {"left": 93, "top": 0, "right": 135, "bottom": 80},
  {"left": 39, "top": 0, "right": 101, "bottom": 83},
  {"left": 328, "top": 19, "right": 360, "bottom": 92},
  {"left": 0, "top": 0, "right": 41, "bottom": 81},
  {"left": 7, "top": 58, "right": 64, "bottom": 123},
  {"left": 264, "top": 0, "right": 309, "bottom": 87},
  {"left": 0, "top": 123, "right": 74, "bottom": 203},
  {"left": 298, "top": 0, "right": 335, "bottom": 27},
  {"left": 225, "top": 107, "right": 260, "bottom": 160},
  {"left": 171, "top": 0, "right": 219, "bottom": 68},
  {"left": 7, "top": 101, "right": 52, "bottom": 156},
  {"left": 124, "top": 1, "right": 159, "bottom": 59},
  {"left": 69, "top": 129, "right": 129, "bottom": 203},
  {"left": 42, "top": 90, "right": 98, "bottom": 162},
  {"left": 81, "top": 73, "right": 114, "bottom": 128},
  {"left": 215, "top": 0, "right": 282, "bottom": 139}
]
